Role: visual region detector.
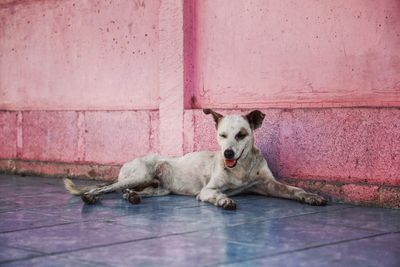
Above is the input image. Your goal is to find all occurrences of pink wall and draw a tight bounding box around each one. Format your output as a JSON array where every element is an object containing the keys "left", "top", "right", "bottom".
[
  {"left": 0, "top": 0, "right": 160, "bottom": 110},
  {"left": 190, "top": 0, "right": 400, "bottom": 108},
  {"left": 0, "top": 0, "right": 399, "bottom": 207},
  {"left": 187, "top": 108, "right": 400, "bottom": 185}
]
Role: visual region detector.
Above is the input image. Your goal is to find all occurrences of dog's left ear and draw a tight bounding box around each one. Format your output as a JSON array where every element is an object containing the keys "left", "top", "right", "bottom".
[
  {"left": 245, "top": 110, "right": 265, "bottom": 130},
  {"left": 203, "top": 109, "right": 224, "bottom": 128}
]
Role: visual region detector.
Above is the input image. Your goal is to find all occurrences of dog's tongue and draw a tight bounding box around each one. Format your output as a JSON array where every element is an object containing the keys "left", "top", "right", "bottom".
[{"left": 224, "top": 159, "right": 237, "bottom": 168}]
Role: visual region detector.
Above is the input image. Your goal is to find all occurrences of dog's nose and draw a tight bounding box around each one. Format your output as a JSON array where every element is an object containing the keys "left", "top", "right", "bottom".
[{"left": 224, "top": 149, "right": 235, "bottom": 159}]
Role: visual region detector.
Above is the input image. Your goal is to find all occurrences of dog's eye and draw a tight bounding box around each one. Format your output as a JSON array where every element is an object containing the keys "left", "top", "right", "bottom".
[
  {"left": 235, "top": 132, "right": 247, "bottom": 140},
  {"left": 219, "top": 133, "right": 227, "bottom": 138}
]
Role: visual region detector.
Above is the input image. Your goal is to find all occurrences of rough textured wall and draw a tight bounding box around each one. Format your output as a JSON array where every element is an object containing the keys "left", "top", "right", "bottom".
[
  {"left": 0, "top": 0, "right": 160, "bottom": 110},
  {"left": 0, "top": 0, "right": 162, "bottom": 178},
  {"left": 191, "top": 0, "right": 400, "bottom": 108},
  {"left": 0, "top": 110, "right": 159, "bottom": 178},
  {"left": 187, "top": 108, "right": 400, "bottom": 186}
]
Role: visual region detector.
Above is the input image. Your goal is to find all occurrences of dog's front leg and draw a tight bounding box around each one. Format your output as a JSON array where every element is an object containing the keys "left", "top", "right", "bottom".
[
  {"left": 197, "top": 187, "right": 236, "bottom": 210},
  {"left": 252, "top": 180, "right": 327, "bottom": 206},
  {"left": 252, "top": 162, "right": 327, "bottom": 206}
]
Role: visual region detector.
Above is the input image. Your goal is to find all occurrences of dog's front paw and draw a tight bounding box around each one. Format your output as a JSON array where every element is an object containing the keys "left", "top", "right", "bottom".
[
  {"left": 301, "top": 193, "right": 327, "bottom": 206},
  {"left": 218, "top": 198, "right": 237, "bottom": 210}
]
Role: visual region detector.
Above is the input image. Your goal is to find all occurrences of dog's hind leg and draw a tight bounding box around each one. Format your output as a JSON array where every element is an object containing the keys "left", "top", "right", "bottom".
[
  {"left": 136, "top": 187, "right": 171, "bottom": 197},
  {"left": 121, "top": 179, "right": 170, "bottom": 204},
  {"left": 122, "top": 188, "right": 142, "bottom": 204},
  {"left": 82, "top": 175, "right": 154, "bottom": 205},
  {"left": 81, "top": 179, "right": 135, "bottom": 204},
  {"left": 81, "top": 156, "right": 164, "bottom": 205},
  {"left": 121, "top": 187, "right": 171, "bottom": 204}
]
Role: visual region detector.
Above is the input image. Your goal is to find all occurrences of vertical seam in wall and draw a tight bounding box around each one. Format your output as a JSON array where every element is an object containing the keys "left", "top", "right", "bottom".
[
  {"left": 148, "top": 110, "right": 160, "bottom": 154},
  {"left": 16, "top": 111, "right": 23, "bottom": 158},
  {"left": 275, "top": 109, "right": 284, "bottom": 178},
  {"left": 77, "top": 111, "right": 85, "bottom": 162},
  {"left": 158, "top": 0, "right": 184, "bottom": 156},
  {"left": 181, "top": 112, "right": 184, "bottom": 154},
  {"left": 193, "top": 110, "right": 197, "bottom": 151},
  {"left": 183, "top": 0, "right": 196, "bottom": 109},
  {"left": 149, "top": 111, "right": 154, "bottom": 153},
  {"left": 191, "top": 110, "right": 196, "bottom": 152}
]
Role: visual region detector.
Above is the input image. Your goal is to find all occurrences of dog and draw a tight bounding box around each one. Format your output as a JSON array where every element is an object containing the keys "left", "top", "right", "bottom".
[{"left": 64, "top": 109, "right": 327, "bottom": 210}]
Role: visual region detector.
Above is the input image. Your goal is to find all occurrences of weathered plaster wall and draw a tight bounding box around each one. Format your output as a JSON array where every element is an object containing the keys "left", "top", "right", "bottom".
[
  {"left": 0, "top": 0, "right": 399, "bottom": 207},
  {"left": 186, "top": 108, "right": 400, "bottom": 186},
  {"left": 0, "top": 0, "right": 160, "bottom": 110},
  {"left": 0, "top": 0, "right": 162, "bottom": 171},
  {"left": 190, "top": 0, "right": 400, "bottom": 108}
]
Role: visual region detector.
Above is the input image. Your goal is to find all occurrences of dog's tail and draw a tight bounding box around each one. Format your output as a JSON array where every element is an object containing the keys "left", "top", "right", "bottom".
[{"left": 63, "top": 178, "right": 113, "bottom": 196}]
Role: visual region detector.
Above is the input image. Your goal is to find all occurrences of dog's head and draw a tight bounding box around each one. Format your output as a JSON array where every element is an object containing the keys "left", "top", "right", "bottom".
[{"left": 203, "top": 109, "right": 265, "bottom": 169}]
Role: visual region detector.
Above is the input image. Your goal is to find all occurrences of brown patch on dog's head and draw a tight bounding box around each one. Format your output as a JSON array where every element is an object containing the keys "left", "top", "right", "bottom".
[
  {"left": 244, "top": 110, "right": 265, "bottom": 130},
  {"left": 203, "top": 109, "right": 224, "bottom": 129}
]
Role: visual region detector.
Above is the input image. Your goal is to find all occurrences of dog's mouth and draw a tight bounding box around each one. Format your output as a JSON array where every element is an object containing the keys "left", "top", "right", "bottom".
[
  {"left": 224, "top": 159, "right": 237, "bottom": 168},
  {"left": 224, "top": 150, "right": 244, "bottom": 169}
]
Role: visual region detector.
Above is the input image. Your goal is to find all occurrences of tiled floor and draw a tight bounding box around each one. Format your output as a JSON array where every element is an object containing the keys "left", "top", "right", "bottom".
[{"left": 0, "top": 174, "right": 399, "bottom": 267}]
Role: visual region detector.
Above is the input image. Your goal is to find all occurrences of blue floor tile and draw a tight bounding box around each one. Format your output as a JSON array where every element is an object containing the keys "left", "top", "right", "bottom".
[
  {"left": 283, "top": 205, "right": 400, "bottom": 232},
  {"left": 0, "top": 209, "right": 71, "bottom": 233},
  {"left": 0, "top": 192, "right": 80, "bottom": 212},
  {"left": 223, "top": 233, "right": 400, "bottom": 267},
  {"left": 2, "top": 255, "right": 108, "bottom": 267},
  {"left": 0, "top": 175, "right": 65, "bottom": 197},
  {"left": 0, "top": 220, "right": 153, "bottom": 254},
  {"left": 0, "top": 245, "right": 41, "bottom": 263},
  {"left": 63, "top": 232, "right": 262, "bottom": 266},
  {"left": 0, "top": 174, "right": 399, "bottom": 267},
  {"left": 51, "top": 220, "right": 383, "bottom": 267}
]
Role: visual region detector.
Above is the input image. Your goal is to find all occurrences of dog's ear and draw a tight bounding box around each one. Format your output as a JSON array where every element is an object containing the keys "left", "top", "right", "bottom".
[
  {"left": 203, "top": 109, "right": 223, "bottom": 128},
  {"left": 245, "top": 110, "right": 265, "bottom": 130}
]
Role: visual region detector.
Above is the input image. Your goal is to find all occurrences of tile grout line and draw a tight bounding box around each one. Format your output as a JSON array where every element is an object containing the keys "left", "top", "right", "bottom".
[
  {"left": 0, "top": 230, "right": 203, "bottom": 265},
  {"left": 4, "top": 227, "right": 398, "bottom": 266},
  {"left": 0, "top": 206, "right": 357, "bottom": 264},
  {"left": 210, "top": 231, "right": 400, "bottom": 267},
  {"left": 0, "top": 201, "right": 354, "bottom": 234},
  {"left": 0, "top": 244, "right": 45, "bottom": 255}
]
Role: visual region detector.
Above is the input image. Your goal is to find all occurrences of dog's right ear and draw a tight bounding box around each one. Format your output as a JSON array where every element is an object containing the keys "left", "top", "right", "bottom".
[
  {"left": 203, "top": 109, "right": 223, "bottom": 129},
  {"left": 245, "top": 110, "right": 265, "bottom": 130}
]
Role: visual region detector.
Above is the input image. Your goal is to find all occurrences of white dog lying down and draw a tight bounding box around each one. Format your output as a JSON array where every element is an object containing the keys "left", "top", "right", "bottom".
[{"left": 64, "top": 109, "right": 327, "bottom": 210}]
